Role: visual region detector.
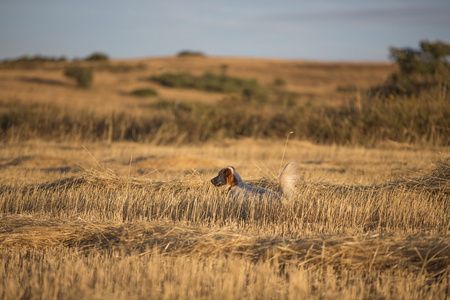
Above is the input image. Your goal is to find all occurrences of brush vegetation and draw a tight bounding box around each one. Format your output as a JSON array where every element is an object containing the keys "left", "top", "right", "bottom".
[
  {"left": 2, "top": 41, "right": 448, "bottom": 145},
  {"left": 64, "top": 66, "right": 93, "bottom": 89},
  {"left": 149, "top": 71, "right": 267, "bottom": 102},
  {"left": 1, "top": 93, "right": 448, "bottom": 145},
  {"left": 378, "top": 40, "right": 450, "bottom": 97},
  {"left": 0, "top": 42, "right": 449, "bottom": 299},
  {"left": 177, "top": 50, "right": 206, "bottom": 57},
  {"left": 130, "top": 88, "right": 158, "bottom": 98}
]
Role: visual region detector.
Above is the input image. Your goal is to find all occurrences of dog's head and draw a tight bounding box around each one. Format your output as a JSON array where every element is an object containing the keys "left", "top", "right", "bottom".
[{"left": 211, "top": 167, "right": 241, "bottom": 188}]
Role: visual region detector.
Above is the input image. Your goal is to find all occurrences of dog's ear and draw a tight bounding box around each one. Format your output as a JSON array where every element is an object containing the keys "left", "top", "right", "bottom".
[
  {"left": 222, "top": 168, "right": 232, "bottom": 181},
  {"left": 223, "top": 167, "right": 238, "bottom": 187}
]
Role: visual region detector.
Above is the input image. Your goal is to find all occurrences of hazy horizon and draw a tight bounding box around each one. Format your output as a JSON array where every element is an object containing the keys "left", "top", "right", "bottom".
[{"left": 1, "top": 0, "right": 449, "bottom": 62}]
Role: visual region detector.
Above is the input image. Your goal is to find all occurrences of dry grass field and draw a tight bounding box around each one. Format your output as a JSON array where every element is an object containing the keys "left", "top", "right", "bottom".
[
  {"left": 0, "top": 56, "right": 395, "bottom": 111},
  {"left": 0, "top": 56, "right": 449, "bottom": 299}
]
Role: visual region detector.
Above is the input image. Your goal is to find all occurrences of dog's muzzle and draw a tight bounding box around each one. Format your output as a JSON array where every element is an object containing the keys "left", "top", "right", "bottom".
[{"left": 211, "top": 177, "right": 224, "bottom": 187}]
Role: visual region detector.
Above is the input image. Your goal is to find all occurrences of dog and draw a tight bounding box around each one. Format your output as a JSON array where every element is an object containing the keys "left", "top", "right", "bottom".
[{"left": 211, "top": 161, "right": 298, "bottom": 201}]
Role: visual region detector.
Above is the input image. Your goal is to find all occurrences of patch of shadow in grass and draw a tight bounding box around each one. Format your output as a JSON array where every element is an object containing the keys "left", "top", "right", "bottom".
[
  {"left": 19, "top": 76, "right": 68, "bottom": 87},
  {"left": 130, "top": 88, "right": 158, "bottom": 98}
]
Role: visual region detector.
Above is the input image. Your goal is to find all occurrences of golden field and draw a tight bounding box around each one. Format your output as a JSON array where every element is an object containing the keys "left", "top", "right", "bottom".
[
  {"left": 0, "top": 56, "right": 449, "bottom": 299},
  {"left": 0, "top": 56, "right": 395, "bottom": 111}
]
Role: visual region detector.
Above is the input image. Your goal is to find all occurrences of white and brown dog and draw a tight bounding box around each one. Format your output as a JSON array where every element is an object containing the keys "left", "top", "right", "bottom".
[{"left": 211, "top": 161, "right": 298, "bottom": 201}]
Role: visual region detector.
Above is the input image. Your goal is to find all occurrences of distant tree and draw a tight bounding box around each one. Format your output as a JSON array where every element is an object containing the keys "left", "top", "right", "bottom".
[
  {"left": 381, "top": 40, "right": 450, "bottom": 97},
  {"left": 177, "top": 50, "right": 205, "bottom": 57},
  {"left": 85, "top": 52, "right": 109, "bottom": 61},
  {"left": 64, "top": 66, "right": 93, "bottom": 88}
]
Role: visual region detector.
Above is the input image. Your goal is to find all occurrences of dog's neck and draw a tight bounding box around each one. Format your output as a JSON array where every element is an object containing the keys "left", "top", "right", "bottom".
[
  {"left": 231, "top": 171, "right": 243, "bottom": 183},
  {"left": 228, "top": 170, "right": 243, "bottom": 190}
]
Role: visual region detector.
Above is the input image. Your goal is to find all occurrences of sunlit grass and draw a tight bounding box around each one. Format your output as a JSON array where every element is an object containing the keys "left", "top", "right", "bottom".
[
  {"left": 0, "top": 56, "right": 449, "bottom": 299},
  {"left": 0, "top": 141, "right": 449, "bottom": 299}
]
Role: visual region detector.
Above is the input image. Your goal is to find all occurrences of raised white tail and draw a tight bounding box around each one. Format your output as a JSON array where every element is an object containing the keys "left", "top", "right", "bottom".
[{"left": 278, "top": 161, "right": 299, "bottom": 199}]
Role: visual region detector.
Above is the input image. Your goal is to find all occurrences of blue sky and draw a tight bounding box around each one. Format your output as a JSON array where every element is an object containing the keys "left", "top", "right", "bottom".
[{"left": 1, "top": 0, "right": 449, "bottom": 61}]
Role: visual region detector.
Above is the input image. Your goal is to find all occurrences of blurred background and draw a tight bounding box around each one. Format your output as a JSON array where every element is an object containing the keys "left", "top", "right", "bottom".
[
  {"left": 0, "top": 0, "right": 449, "bottom": 147},
  {"left": 1, "top": 0, "right": 450, "bottom": 61}
]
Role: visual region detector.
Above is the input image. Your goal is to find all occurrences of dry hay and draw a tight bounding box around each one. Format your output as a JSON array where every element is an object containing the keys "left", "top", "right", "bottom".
[
  {"left": 24, "top": 166, "right": 197, "bottom": 192},
  {"left": 17, "top": 156, "right": 450, "bottom": 196},
  {"left": 1, "top": 215, "right": 448, "bottom": 277},
  {"left": 306, "top": 157, "right": 450, "bottom": 195},
  {"left": 400, "top": 157, "right": 450, "bottom": 194}
]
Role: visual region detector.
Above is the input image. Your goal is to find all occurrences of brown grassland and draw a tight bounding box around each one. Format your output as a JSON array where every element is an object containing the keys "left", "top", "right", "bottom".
[{"left": 0, "top": 56, "right": 449, "bottom": 299}]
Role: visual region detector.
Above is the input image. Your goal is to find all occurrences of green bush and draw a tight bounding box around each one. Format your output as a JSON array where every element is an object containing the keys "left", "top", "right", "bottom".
[
  {"left": 177, "top": 50, "right": 205, "bottom": 57},
  {"left": 150, "top": 72, "right": 194, "bottom": 88},
  {"left": 376, "top": 40, "right": 450, "bottom": 98},
  {"left": 64, "top": 66, "right": 93, "bottom": 88},
  {"left": 150, "top": 72, "right": 267, "bottom": 102},
  {"left": 273, "top": 77, "right": 286, "bottom": 87},
  {"left": 85, "top": 52, "right": 109, "bottom": 61},
  {"left": 3, "top": 55, "right": 67, "bottom": 63},
  {"left": 130, "top": 88, "right": 158, "bottom": 98},
  {"left": 0, "top": 55, "right": 67, "bottom": 69}
]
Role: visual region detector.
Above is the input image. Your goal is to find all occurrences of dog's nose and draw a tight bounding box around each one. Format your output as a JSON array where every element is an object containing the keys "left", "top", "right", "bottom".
[{"left": 211, "top": 177, "right": 220, "bottom": 186}]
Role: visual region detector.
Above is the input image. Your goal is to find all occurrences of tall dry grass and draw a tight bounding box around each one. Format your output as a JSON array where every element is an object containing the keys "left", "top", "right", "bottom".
[
  {"left": 1, "top": 93, "right": 449, "bottom": 145},
  {"left": 1, "top": 214, "right": 449, "bottom": 299},
  {"left": 2, "top": 245, "right": 447, "bottom": 299},
  {"left": 1, "top": 154, "right": 449, "bottom": 298},
  {"left": 1, "top": 56, "right": 449, "bottom": 299},
  {"left": 1, "top": 157, "right": 449, "bottom": 234}
]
